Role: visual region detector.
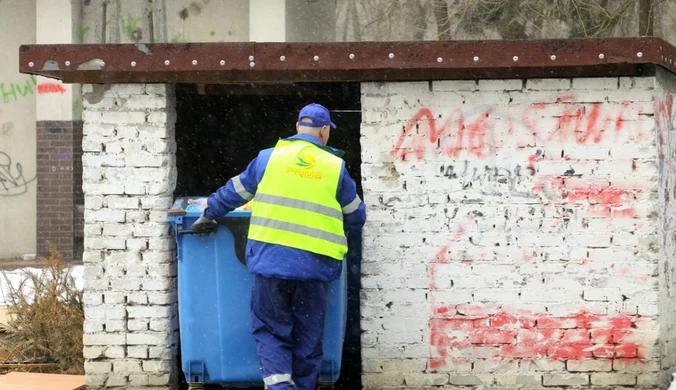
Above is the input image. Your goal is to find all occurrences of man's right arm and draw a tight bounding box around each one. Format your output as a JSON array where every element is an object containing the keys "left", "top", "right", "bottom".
[
  {"left": 191, "top": 153, "right": 264, "bottom": 233},
  {"left": 203, "top": 157, "right": 259, "bottom": 220}
]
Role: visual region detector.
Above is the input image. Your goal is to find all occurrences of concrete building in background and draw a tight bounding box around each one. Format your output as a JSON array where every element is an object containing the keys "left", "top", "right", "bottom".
[{"left": 0, "top": 0, "right": 336, "bottom": 261}]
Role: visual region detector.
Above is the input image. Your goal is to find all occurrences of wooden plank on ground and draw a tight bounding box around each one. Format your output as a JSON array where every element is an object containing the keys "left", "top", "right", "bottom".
[{"left": 0, "top": 372, "right": 85, "bottom": 390}]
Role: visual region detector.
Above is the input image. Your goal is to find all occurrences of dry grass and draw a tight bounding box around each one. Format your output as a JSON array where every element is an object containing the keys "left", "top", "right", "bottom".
[{"left": 0, "top": 243, "right": 84, "bottom": 374}]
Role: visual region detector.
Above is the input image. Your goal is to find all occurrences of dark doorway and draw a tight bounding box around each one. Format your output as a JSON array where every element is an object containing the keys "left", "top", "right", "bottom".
[{"left": 174, "top": 82, "right": 362, "bottom": 390}]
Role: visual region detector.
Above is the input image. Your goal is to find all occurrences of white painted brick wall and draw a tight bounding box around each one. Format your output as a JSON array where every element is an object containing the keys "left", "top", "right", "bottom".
[
  {"left": 360, "top": 76, "right": 664, "bottom": 389},
  {"left": 82, "top": 84, "right": 178, "bottom": 390},
  {"left": 656, "top": 66, "right": 676, "bottom": 389}
]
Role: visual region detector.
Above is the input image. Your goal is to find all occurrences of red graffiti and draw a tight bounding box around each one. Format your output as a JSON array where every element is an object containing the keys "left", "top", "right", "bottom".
[
  {"left": 37, "top": 83, "right": 67, "bottom": 94},
  {"left": 428, "top": 212, "right": 647, "bottom": 367},
  {"left": 431, "top": 215, "right": 476, "bottom": 268},
  {"left": 390, "top": 108, "right": 497, "bottom": 161},
  {"left": 541, "top": 96, "right": 630, "bottom": 145},
  {"left": 531, "top": 176, "right": 638, "bottom": 218},
  {"left": 428, "top": 305, "right": 647, "bottom": 370},
  {"left": 391, "top": 96, "right": 635, "bottom": 162},
  {"left": 655, "top": 94, "right": 674, "bottom": 133}
]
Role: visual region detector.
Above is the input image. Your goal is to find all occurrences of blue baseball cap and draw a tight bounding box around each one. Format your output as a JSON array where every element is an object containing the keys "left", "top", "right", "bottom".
[{"left": 297, "top": 103, "right": 336, "bottom": 129}]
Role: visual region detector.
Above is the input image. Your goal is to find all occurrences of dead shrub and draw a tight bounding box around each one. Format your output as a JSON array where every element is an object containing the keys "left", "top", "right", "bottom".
[{"left": 1, "top": 242, "right": 84, "bottom": 374}]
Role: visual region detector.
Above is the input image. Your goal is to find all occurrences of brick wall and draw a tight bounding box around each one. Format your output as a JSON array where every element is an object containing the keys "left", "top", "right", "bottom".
[
  {"left": 81, "top": 84, "right": 178, "bottom": 390},
  {"left": 36, "top": 120, "right": 84, "bottom": 262},
  {"left": 360, "top": 77, "right": 662, "bottom": 388},
  {"left": 657, "top": 66, "right": 676, "bottom": 388},
  {"left": 74, "top": 121, "right": 84, "bottom": 261}
]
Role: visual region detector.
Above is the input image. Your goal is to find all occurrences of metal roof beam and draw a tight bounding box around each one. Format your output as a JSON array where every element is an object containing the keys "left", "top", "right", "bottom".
[{"left": 18, "top": 38, "right": 676, "bottom": 84}]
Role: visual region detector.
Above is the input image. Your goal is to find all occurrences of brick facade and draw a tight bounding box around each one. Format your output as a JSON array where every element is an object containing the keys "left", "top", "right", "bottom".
[
  {"left": 77, "top": 74, "right": 676, "bottom": 389},
  {"left": 36, "top": 120, "right": 84, "bottom": 262},
  {"left": 81, "top": 84, "right": 178, "bottom": 390},
  {"left": 360, "top": 76, "right": 670, "bottom": 388}
]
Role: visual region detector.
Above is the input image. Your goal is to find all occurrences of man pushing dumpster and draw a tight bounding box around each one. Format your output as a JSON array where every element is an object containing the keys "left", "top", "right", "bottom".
[{"left": 191, "top": 103, "right": 367, "bottom": 390}]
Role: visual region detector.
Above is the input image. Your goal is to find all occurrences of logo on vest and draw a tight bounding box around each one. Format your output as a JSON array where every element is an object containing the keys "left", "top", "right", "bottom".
[
  {"left": 296, "top": 153, "right": 316, "bottom": 169},
  {"left": 287, "top": 153, "right": 322, "bottom": 179}
]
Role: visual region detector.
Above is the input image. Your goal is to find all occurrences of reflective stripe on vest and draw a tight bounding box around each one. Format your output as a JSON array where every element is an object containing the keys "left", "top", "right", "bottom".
[{"left": 248, "top": 139, "right": 348, "bottom": 260}]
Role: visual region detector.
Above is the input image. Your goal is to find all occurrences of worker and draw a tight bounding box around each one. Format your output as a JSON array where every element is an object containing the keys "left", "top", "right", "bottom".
[{"left": 191, "top": 103, "right": 367, "bottom": 390}]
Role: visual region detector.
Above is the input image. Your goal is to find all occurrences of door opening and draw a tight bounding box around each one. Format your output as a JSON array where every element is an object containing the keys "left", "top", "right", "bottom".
[{"left": 174, "top": 82, "right": 363, "bottom": 390}]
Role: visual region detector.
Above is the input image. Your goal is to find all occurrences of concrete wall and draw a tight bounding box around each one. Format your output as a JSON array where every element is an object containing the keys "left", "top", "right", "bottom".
[
  {"left": 285, "top": 0, "right": 336, "bottom": 42},
  {"left": 0, "top": 0, "right": 332, "bottom": 261},
  {"left": 359, "top": 77, "right": 662, "bottom": 388},
  {"left": 80, "top": 0, "right": 332, "bottom": 44},
  {"left": 657, "top": 66, "right": 676, "bottom": 388},
  {"left": 168, "top": 0, "right": 249, "bottom": 43},
  {"left": 36, "top": 0, "right": 78, "bottom": 122},
  {"left": 34, "top": 0, "right": 85, "bottom": 262},
  {"left": 0, "top": 0, "right": 37, "bottom": 258}
]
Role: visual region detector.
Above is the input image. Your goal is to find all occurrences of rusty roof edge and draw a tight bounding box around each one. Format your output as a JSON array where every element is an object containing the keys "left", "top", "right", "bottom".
[{"left": 17, "top": 37, "right": 676, "bottom": 84}]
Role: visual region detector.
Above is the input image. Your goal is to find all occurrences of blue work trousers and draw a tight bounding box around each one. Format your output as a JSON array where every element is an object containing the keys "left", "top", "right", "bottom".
[{"left": 250, "top": 274, "right": 328, "bottom": 390}]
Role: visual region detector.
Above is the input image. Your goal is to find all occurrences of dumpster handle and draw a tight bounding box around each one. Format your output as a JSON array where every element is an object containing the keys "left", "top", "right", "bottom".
[
  {"left": 177, "top": 223, "right": 218, "bottom": 236},
  {"left": 177, "top": 225, "right": 196, "bottom": 234}
]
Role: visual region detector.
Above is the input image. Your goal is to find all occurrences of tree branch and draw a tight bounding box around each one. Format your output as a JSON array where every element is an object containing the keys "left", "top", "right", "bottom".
[{"left": 434, "top": 0, "right": 453, "bottom": 40}]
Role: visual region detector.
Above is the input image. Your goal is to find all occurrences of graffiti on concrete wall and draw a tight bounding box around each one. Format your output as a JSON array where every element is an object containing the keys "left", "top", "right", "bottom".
[
  {"left": 0, "top": 151, "right": 35, "bottom": 196},
  {"left": 0, "top": 76, "right": 37, "bottom": 105},
  {"left": 119, "top": 15, "right": 143, "bottom": 42},
  {"left": 0, "top": 75, "right": 37, "bottom": 196},
  {"left": 37, "top": 83, "right": 67, "bottom": 95},
  {"left": 77, "top": 15, "right": 144, "bottom": 43},
  {"left": 73, "top": 23, "right": 91, "bottom": 42}
]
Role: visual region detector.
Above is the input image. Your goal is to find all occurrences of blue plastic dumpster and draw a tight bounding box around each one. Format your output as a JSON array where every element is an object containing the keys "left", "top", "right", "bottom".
[{"left": 168, "top": 197, "right": 348, "bottom": 389}]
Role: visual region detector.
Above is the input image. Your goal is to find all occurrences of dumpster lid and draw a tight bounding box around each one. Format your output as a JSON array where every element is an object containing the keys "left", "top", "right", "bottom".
[{"left": 168, "top": 197, "right": 251, "bottom": 218}]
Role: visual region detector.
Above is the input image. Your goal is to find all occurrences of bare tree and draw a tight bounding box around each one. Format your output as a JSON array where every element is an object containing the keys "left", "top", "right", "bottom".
[
  {"left": 640, "top": 0, "right": 655, "bottom": 35},
  {"left": 337, "top": 0, "right": 435, "bottom": 41},
  {"left": 337, "top": 0, "right": 675, "bottom": 42},
  {"left": 434, "top": 0, "right": 452, "bottom": 40}
]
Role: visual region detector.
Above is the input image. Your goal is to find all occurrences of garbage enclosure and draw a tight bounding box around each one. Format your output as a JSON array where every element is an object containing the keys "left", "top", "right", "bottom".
[{"left": 167, "top": 197, "right": 348, "bottom": 389}]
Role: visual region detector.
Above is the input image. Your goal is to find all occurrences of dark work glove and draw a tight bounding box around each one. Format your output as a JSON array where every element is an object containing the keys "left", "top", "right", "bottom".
[{"left": 191, "top": 215, "right": 218, "bottom": 234}]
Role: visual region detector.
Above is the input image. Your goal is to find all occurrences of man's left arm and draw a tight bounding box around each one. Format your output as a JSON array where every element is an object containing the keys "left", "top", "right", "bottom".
[{"left": 337, "top": 163, "right": 366, "bottom": 232}]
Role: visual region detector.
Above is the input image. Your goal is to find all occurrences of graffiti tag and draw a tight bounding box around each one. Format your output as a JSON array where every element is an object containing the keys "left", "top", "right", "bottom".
[{"left": 0, "top": 152, "right": 35, "bottom": 196}]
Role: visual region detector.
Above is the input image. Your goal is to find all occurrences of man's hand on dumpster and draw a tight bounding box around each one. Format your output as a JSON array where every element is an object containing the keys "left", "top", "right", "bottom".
[{"left": 191, "top": 215, "right": 218, "bottom": 235}]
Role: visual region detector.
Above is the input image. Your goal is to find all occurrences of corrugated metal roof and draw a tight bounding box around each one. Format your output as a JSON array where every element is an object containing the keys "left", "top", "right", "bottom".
[{"left": 18, "top": 37, "right": 676, "bottom": 84}]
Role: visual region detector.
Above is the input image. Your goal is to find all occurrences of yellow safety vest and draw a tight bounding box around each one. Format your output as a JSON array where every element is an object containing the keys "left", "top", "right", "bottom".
[{"left": 247, "top": 139, "right": 348, "bottom": 260}]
